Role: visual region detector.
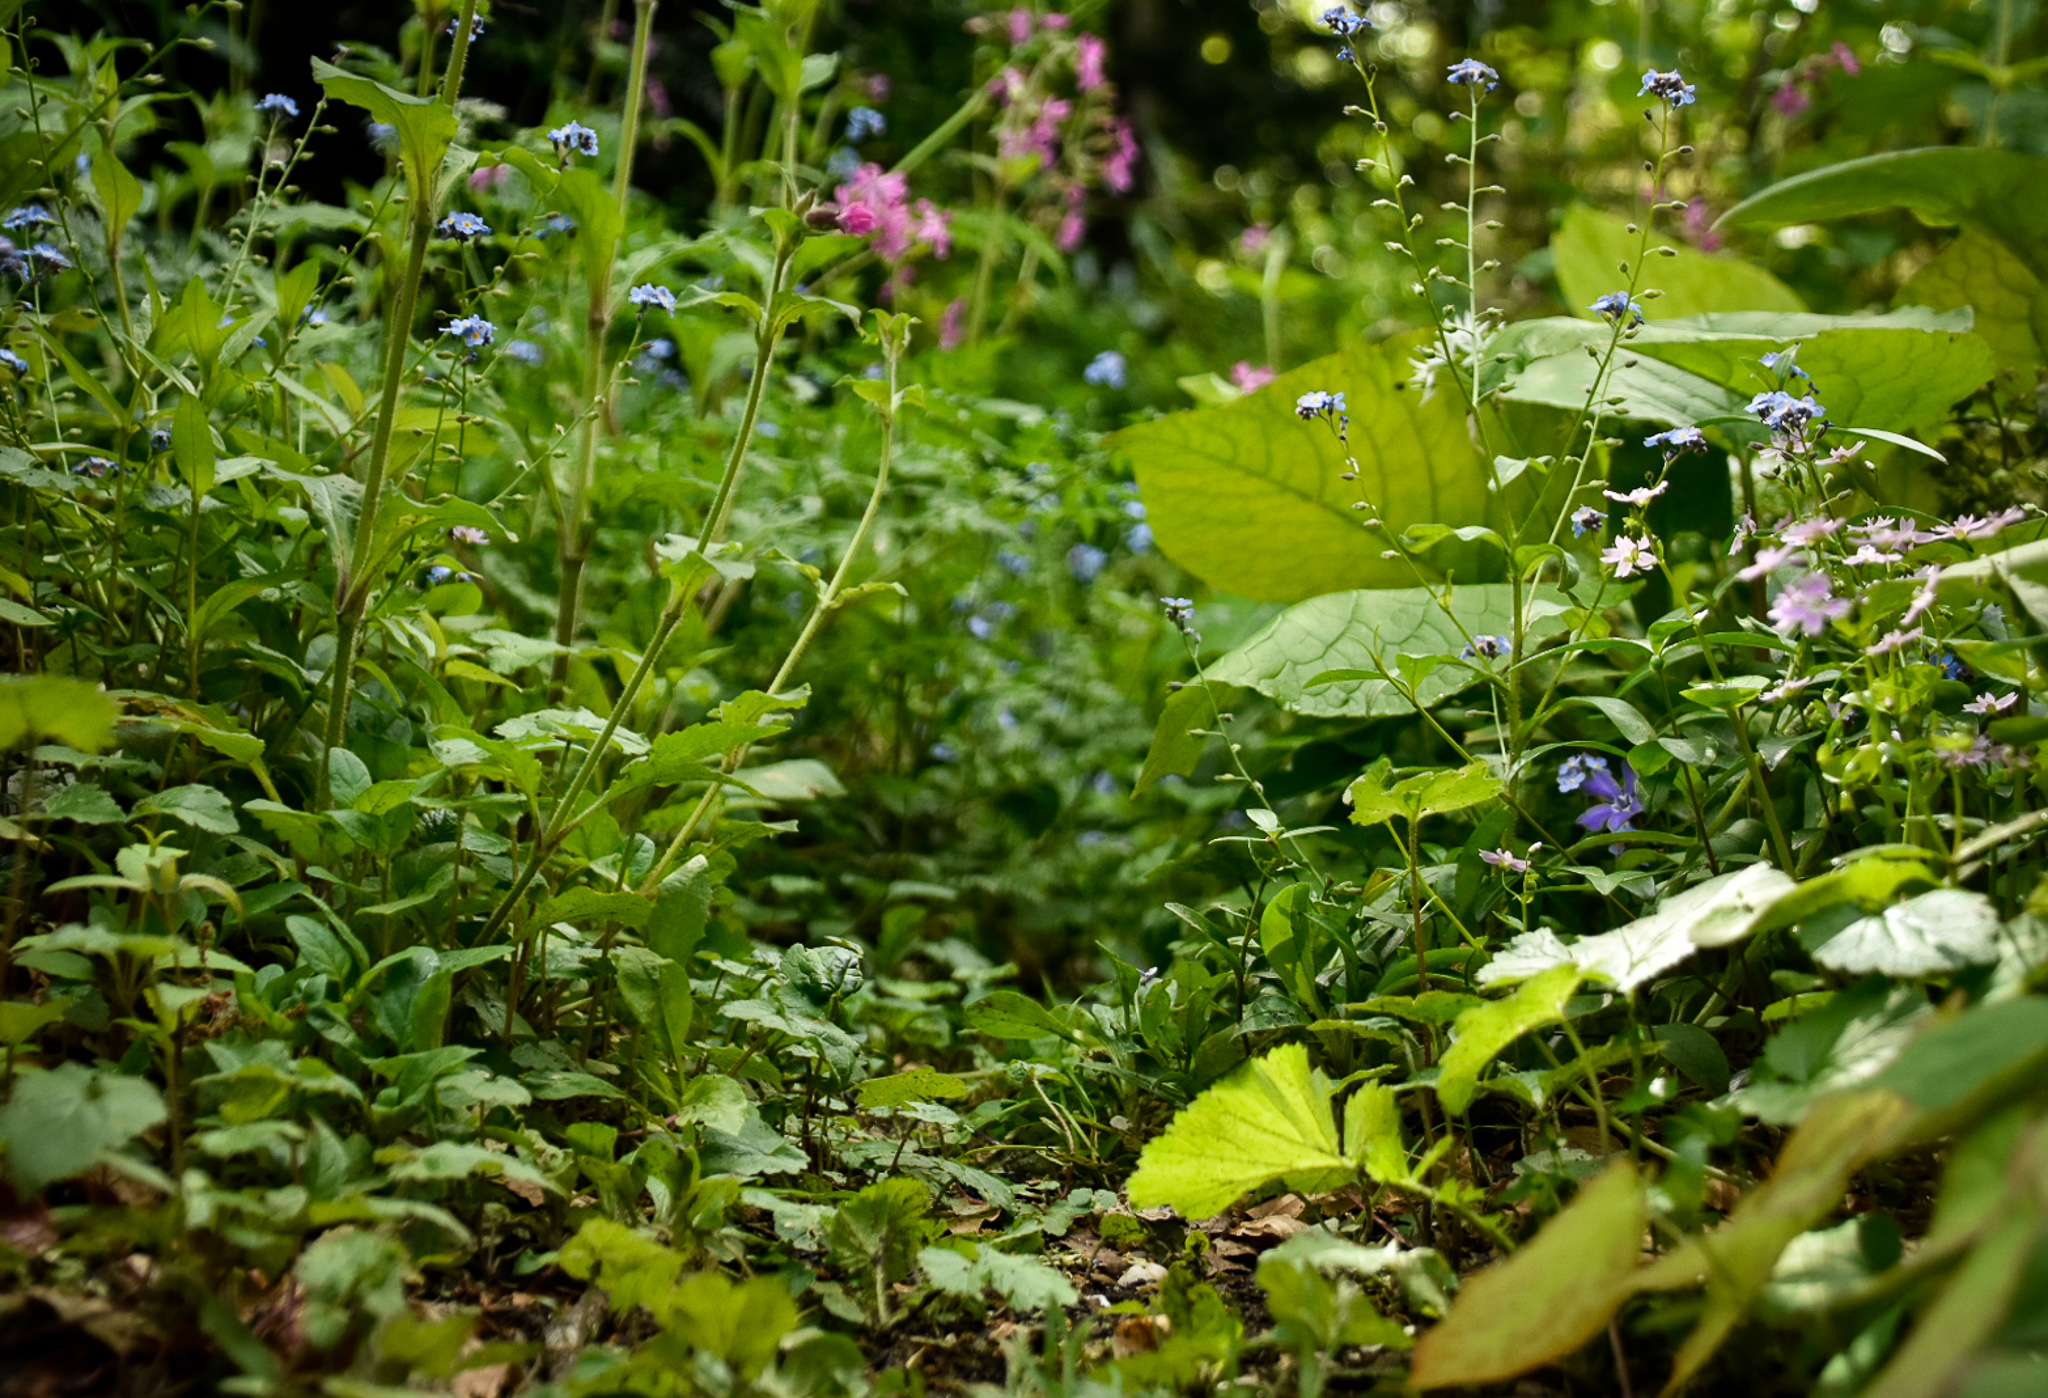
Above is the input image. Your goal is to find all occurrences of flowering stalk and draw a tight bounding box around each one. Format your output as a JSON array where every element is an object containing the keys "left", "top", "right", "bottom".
[
  {"left": 319, "top": 0, "right": 478, "bottom": 805},
  {"left": 551, "top": 0, "right": 659, "bottom": 694}
]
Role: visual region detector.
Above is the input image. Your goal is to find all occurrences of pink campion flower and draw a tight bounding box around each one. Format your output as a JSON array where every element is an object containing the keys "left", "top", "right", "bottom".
[
  {"left": 648, "top": 77, "right": 674, "bottom": 120},
  {"left": 1041, "top": 11, "right": 1069, "bottom": 28},
  {"left": 1480, "top": 847, "right": 1535, "bottom": 875},
  {"left": 1240, "top": 223, "right": 1271, "bottom": 257},
  {"left": 1867, "top": 626, "right": 1924, "bottom": 657},
  {"left": 867, "top": 73, "right": 892, "bottom": 100},
  {"left": 468, "top": 164, "right": 512, "bottom": 191},
  {"left": 1939, "top": 733, "right": 1996, "bottom": 769},
  {"left": 1076, "top": 32, "right": 1107, "bottom": 91},
  {"left": 939, "top": 298, "right": 966, "bottom": 351},
  {"left": 1769, "top": 572, "right": 1849, "bottom": 637},
  {"left": 1965, "top": 690, "right": 2019, "bottom": 716},
  {"left": 911, "top": 199, "right": 953, "bottom": 258},
  {"left": 992, "top": 66, "right": 1029, "bottom": 103},
  {"left": 1008, "top": 7, "right": 1035, "bottom": 44},
  {"left": 1103, "top": 116, "right": 1138, "bottom": 192},
  {"left": 1231, "top": 362, "right": 1276, "bottom": 393},
  {"left": 1947, "top": 507, "right": 2029, "bottom": 540},
  {"left": 1002, "top": 97, "right": 1072, "bottom": 163},
  {"left": 1772, "top": 82, "right": 1811, "bottom": 118},
  {"left": 1832, "top": 42, "right": 1861, "bottom": 76},
  {"left": 1056, "top": 187, "right": 1086, "bottom": 251},
  {"left": 1844, "top": 543, "right": 1903, "bottom": 567},
  {"left": 1683, "top": 198, "right": 1722, "bottom": 252},
  {"left": 1903, "top": 565, "right": 1941, "bottom": 626},
  {"left": 837, "top": 201, "right": 881, "bottom": 237},
  {"left": 1760, "top": 675, "right": 1813, "bottom": 704}
]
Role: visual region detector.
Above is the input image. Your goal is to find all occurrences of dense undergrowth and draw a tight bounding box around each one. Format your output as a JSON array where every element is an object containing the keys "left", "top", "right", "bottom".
[{"left": 7, "top": 0, "right": 2048, "bottom": 1394}]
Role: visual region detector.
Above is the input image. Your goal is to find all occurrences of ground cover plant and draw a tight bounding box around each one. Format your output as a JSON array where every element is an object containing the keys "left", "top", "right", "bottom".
[{"left": 6, "top": 0, "right": 2048, "bottom": 1394}]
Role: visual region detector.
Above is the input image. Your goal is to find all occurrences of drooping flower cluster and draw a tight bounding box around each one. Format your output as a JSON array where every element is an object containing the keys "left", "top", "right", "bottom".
[
  {"left": 627, "top": 283, "right": 677, "bottom": 314},
  {"left": 437, "top": 212, "right": 491, "bottom": 241},
  {"left": 845, "top": 106, "right": 887, "bottom": 144},
  {"left": 1592, "top": 291, "right": 1643, "bottom": 327},
  {"left": 1559, "top": 755, "right": 1642, "bottom": 834},
  {"left": 255, "top": 93, "right": 299, "bottom": 119},
  {"left": 1644, "top": 426, "right": 1705, "bottom": 459},
  {"left": 1082, "top": 350, "right": 1126, "bottom": 389},
  {"left": 547, "top": 122, "right": 600, "bottom": 160},
  {"left": 1319, "top": 6, "right": 1371, "bottom": 63},
  {"left": 1446, "top": 59, "right": 1501, "bottom": 92},
  {"left": 446, "top": 314, "right": 496, "bottom": 349}
]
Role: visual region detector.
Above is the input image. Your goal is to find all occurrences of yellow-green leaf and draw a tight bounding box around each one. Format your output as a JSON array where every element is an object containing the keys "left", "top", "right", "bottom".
[{"left": 1437, "top": 964, "right": 1582, "bottom": 1117}]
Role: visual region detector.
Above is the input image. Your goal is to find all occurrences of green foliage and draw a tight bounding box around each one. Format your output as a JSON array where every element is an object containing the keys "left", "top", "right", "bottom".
[{"left": 0, "top": 1061, "right": 165, "bottom": 1193}]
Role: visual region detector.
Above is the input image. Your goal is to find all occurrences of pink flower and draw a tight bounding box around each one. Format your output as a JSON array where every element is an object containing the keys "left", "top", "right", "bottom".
[
  {"left": 1683, "top": 198, "right": 1722, "bottom": 252},
  {"left": 1965, "top": 690, "right": 2018, "bottom": 716},
  {"left": 1057, "top": 189, "right": 1086, "bottom": 252},
  {"left": 1103, "top": 116, "right": 1138, "bottom": 192},
  {"left": 939, "top": 298, "right": 966, "bottom": 351},
  {"left": 1231, "top": 362, "right": 1276, "bottom": 393},
  {"left": 1832, "top": 42, "right": 1861, "bottom": 77},
  {"left": 1041, "top": 12, "right": 1069, "bottom": 28},
  {"left": 1867, "top": 626, "right": 1924, "bottom": 657},
  {"left": 837, "top": 202, "right": 880, "bottom": 237},
  {"left": 1904, "top": 565, "right": 1941, "bottom": 626},
  {"left": 1240, "top": 223, "right": 1271, "bottom": 257},
  {"left": 1736, "top": 543, "right": 1800, "bottom": 582},
  {"left": 911, "top": 199, "right": 953, "bottom": 258},
  {"left": 1773, "top": 83, "right": 1811, "bottom": 118},
  {"left": 1008, "top": 7, "right": 1034, "bottom": 45},
  {"left": 1779, "top": 516, "right": 1843, "bottom": 548},
  {"left": 1602, "top": 534, "right": 1657, "bottom": 579},
  {"left": 1769, "top": 572, "right": 1848, "bottom": 637},
  {"left": 468, "top": 164, "right": 512, "bottom": 192},
  {"left": 867, "top": 73, "right": 892, "bottom": 101},
  {"left": 647, "top": 77, "right": 673, "bottom": 120},
  {"left": 1076, "top": 33, "right": 1107, "bottom": 91}
]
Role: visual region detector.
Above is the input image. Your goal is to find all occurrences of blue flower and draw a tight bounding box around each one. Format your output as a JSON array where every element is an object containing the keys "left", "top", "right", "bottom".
[
  {"left": 148, "top": 428, "right": 171, "bottom": 451},
  {"left": 846, "top": 106, "right": 888, "bottom": 143},
  {"left": 1638, "top": 69, "right": 1697, "bottom": 106},
  {"left": 628, "top": 283, "right": 677, "bottom": 313},
  {"left": 425, "top": 564, "right": 471, "bottom": 585},
  {"left": 3, "top": 205, "right": 53, "bottom": 232},
  {"left": 446, "top": 314, "right": 496, "bottom": 348},
  {"left": 1320, "top": 7, "right": 1371, "bottom": 38},
  {"left": 1461, "top": 633, "right": 1508, "bottom": 659},
  {"left": 437, "top": 211, "right": 491, "bottom": 241},
  {"left": 538, "top": 213, "right": 577, "bottom": 236},
  {"left": 997, "top": 549, "right": 1032, "bottom": 575},
  {"left": 1644, "top": 425, "right": 1705, "bottom": 458},
  {"left": 27, "top": 242, "right": 70, "bottom": 274},
  {"left": 1591, "top": 291, "right": 1642, "bottom": 326},
  {"left": 1575, "top": 759, "right": 1643, "bottom": 834},
  {"left": 1758, "top": 347, "right": 1809, "bottom": 380},
  {"left": 1447, "top": 58, "right": 1501, "bottom": 91},
  {"left": 1126, "top": 522, "right": 1154, "bottom": 552},
  {"left": 930, "top": 741, "right": 958, "bottom": 763},
  {"left": 1748, "top": 389, "right": 1824, "bottom": 437},
  {"left": 367, "top": 121, "right": 399, "bottom": 152},
  {"left": 255, "top": 93, "right": 300, "bottom": 119},
  {"left": 1161, "top": 596, "right": 1195, "bottom": 629},
  {"left": 505, "top": 339, "right": 544, "bottom": 366},
  {"left": 446, "top": 13, "right": 484, "bottom": 37},
  {"left": 0, "top": 348, "right": 26, "bottom": 377},
  {"left": 1083, "top": 350, "right": 1127, "bottom": 389},
  {"left": 825, "top": 147, "right": 862, "bottom": 180},
  {"left": 1557, "top": 753, "right": 1609, "bottom": 794},
  {"left": 73, "top": 456, "right": 116, "bottom": 479},
  {"left": 1068, "top": 542, "right": 1108, "bottom": 582},
  {"left": 548, "top": 121, "right": 600, "bottom": 158},
  {"left": 1295, "top": 389, "right": 1347, "bottom": 420},
  {"left": 1571, "top": 505, "right": 1607, "bottom": 537}
]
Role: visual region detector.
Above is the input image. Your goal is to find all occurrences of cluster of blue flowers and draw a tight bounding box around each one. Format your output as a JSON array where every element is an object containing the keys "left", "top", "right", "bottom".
[
  {"left": 3, "top": 205, "right": 52, "bottom": 232},
  {"left": 1447, "top": 58, "right": 1501, "bottom": 91},
  {"left": 1638, "top": 69, "right": 1697, "bottom": 106},
  {"left": 1591, "top": 291, "right": 1642, "bottom": 327},
  {"left": 628, "top": 283, "right": 677, "bottom": 314},
  {"left": 845, "top": 107, "right": 887, "bottom": 144},
  {"left": 1083, "top": 350, "right": 1127, "bottom": 389},
  {"left": 1748, "top": 389, "right": 1824, "bottom": 439},
  {"left": 1644, "top": 425, "right": 1705, "bottom": 459},
  {"left": 437, "top": 212, "right": 491, "bottom": 241},
  {"left": 255, "top": 93, "right": 299, "bottom": 119},
  {"left": 1319, "top": 7, "right": 1371, "bottom": 61},
  {"left": 1571, "top": 504, "right": 1606, "bottom": 537},
  {"left": 1460, "top": 633, "right": 1508, "bottom": 660},
  {"left": 548, "top": 122, "right": 600, "bottom": 159},
  {"left": 446, "top": 315, "right": 496, "bottom": 350},
  {"left": 0, "top": 348, "right": 27, "bottom": 377}
]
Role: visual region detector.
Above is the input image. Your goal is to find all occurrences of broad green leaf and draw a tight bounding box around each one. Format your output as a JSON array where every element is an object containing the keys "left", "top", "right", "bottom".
[
  {"left": 1809, "top": 889, "right": 2000, "bottom": 978},
  {"left": 134, "top": 783, "right": 238, "bottom": 835},
  {"left": 0, "top": 676, "right": 118, "bottom": 752},
  {"left": 380, "top": 1141, "right": 558, "bottom": 1196},
  {"left": 920, "top": 1243, "right": 1078, "bottom": 1313},
  {"left": 0, "top": 1062, "right": 166, "bottom": 1194},
  {"left": 311, "top": 57, "right": 458, "bottom": 214},
  {"left": 174, "top": 394, "right": 217, "bottom": 498},
  {"left": 614, "top": 720, "right": 786, "bottom": 797},
  {"left": 1479, "top": 864, "right": 1794, "bottom": 993},
  {"left": 1410, "top": 1160, "right": 1644, "bottom": 1389},
  {"left": 1899, "top": 229, "right": 2045, "bottom": 369},
  {"left": 857, "top": 1067, "right": 969, "bottom": 1109},
  {"left": 825, "top": 1177, "right": 937, "bottom": 1317},
  {"left": 1112, "top": 340, "right": 1498, "bottom": 602},
  {"left": 1870, "top": 997, "right": 2048, "bottom": 1118},
  {"left": 88, "top": 138, "right": 145, "bottom": 247},
  {"left": 560, "top": 1217, "right": 686, "bottom": 1316},
  {"left": 1342, "top": 1081, "right": 1408, "bottom": 1184},
  {"left": 534, "top": 887, "right": 652, "bottom": 931},
  {"left": 1859, "top": 1197, "right": 2039, "bottom": 1398},
  {"left": 1346, "top": 760, "right": 1500, "bottom": 828},
  {"left": 39, "top": 781, "right": 124, "bottom": 824},
  {"left": 1134, "top": 680, "right": 1225, "bottom": 795},
  {"left": 1206, "top": 583, "right": 1571, "bottom": 718},
  {"left": 1126, "top": 1043, "right": 1351, "bottom": 1219},
  {"left": 1553, "top": 204, "right": 1803, "bottom": 319},
  {"left": 963, "top": 990, "right": 1072, "bottom": 1041},
  {"left": 1260, "top": 1248, "right": 1413, "bottom": 1353},
  {"left": 660, "top": 1272, "right": 801, "bottom": 1379},
  {"left": 552, "top": 165, "right": 625, "bottom": 305},
  {"left": 1720, "top": 147, "right": 2048, "bottom": 284},
  {"left": 1437, "top": 964, "right": 1581, "bottom": 1116}
]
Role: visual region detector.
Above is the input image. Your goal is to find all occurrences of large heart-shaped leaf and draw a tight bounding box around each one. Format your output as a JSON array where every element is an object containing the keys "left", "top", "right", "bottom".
[
  {"left": 1113, "top": 340, "right": 1496, "bottom": 603},
  {"left": 1553, "top": 204, "right": 1803, "bottom": 320}
]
